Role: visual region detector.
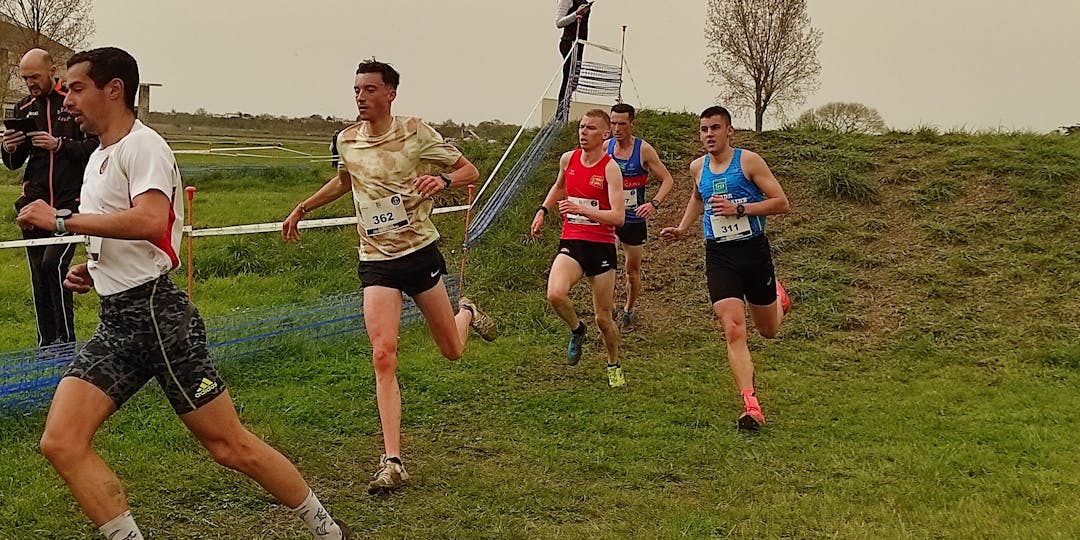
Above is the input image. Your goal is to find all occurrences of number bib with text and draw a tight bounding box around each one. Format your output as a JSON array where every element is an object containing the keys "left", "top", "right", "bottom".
[
  {"left": 358, "top": 194, "right": 410, "bottom": 236},
  {"left": 567, "top": 196, "right": 600, "bottom": 225},
  {"left": 623, "top": 189, "right": 638, "bottom": 209},
  {"left": 709, "top": 214, "right": 752, "bottom": 242}
]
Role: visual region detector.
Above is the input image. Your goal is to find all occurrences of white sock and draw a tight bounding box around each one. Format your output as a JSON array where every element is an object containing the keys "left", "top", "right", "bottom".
[
  {"left": 289, "top": 489, "right": 342, "bottom": 540},
  {"left": 98, "top": 510, "right": 144, "bottom": 540}
]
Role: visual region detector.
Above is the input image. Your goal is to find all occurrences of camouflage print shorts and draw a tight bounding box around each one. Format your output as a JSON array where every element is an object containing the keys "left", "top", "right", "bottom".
[{"left": 65, "top": 275, "right": 226, "bottom": 414}]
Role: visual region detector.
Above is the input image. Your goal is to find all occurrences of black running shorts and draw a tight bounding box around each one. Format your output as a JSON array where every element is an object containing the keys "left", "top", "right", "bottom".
[
  {"left": 557, "top": 239, "right": 618, "bottom": 277},
  {"left": 65, "top": 275, "right": 225, "bottom": 414},
  {"left": 357, "top": 241, "right": 447, "bottom": 297},
  {"left": 705, "top": 235, "right": 777, "bottom": 306},
  {"left": 615, "top": 221, "right": 647, "bottom": 247}
]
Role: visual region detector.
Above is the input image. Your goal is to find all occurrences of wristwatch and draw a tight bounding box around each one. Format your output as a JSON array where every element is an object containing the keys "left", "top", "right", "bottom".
[
  {"left": 649, "top": 199, "right": 661, "bottom": 209},
  {"left": 440, "top": 173, "right": 453, "bottom": 190},
  {"left": 736, "top": 204, "right": 746, "bottom": 218},
  {"left": 55, "top": 209, "right": 72, "bottom": 234}
]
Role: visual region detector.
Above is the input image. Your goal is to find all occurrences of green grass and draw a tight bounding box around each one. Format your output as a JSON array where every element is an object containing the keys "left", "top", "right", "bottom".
[{"left": 1, "top": 116, "right": 1079, "bottom": 538}]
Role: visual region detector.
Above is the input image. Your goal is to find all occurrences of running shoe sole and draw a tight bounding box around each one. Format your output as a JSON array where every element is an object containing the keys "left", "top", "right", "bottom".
[{"left": 738, "top": 412, "right": 765, "bottom": 431}]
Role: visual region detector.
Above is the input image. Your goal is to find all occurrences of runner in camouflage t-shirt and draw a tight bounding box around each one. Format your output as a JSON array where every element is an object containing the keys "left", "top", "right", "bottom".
[
  {"left": 282, "top": 60, "right": 498, "bottom": 495},
  {"left": 337, "top": 115, "right": 460, "bottom": 260}
]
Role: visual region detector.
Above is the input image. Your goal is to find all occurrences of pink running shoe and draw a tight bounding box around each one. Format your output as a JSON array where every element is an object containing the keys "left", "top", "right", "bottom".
[
  {"left": 738, "top": 391, "right": 767, "bottom": 430},
  {"left": 776, "top": 280, "right": 791, "bottom": 315}
]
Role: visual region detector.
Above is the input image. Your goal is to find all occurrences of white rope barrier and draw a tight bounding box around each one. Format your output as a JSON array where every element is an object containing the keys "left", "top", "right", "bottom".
[
  {"left": 580, "top": 39, "right": 622, "bottom": 55},
  {"left": 469, "top": 49, "right": 573, "bottom": 207},
  {"left": 0, "top": 205, "right": 471, "bottom": 249},
  {"left": 0, "top": 234, "right": 88, "bottom": 249},
  {"left": 620, "top": 55, "right": 645, "bottom": 109},
  {"left": 172, "top": 146, "right": 290, "bottom": 154},
  {"left": 179, "top": 153, "right": 332, "bottom": 160}
]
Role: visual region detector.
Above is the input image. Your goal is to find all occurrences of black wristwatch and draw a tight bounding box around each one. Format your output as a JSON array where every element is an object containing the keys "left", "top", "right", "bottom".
[
  {"left": 55, "top": 208, "right": 73, "bottom": 234},
  {"left": 736, "top": 204, "right": 746, "bottom": 218},
  {"left": 439, "top": 173, "right": 453, "bottom": 190},
  {"left": 649, "top": 199, "right": 661, "bottom": 209}
]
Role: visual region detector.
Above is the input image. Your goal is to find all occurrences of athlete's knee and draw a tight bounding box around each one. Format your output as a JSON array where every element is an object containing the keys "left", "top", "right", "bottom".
[
  {"left": 204, "top": 431, "right": 263, "bottom": 472},
  {"left": 40, "top": 429, "right": 91, "bottom": 470},
  {"left": 721, "top": 319, "right": 748, "bottom": 343},
  {"left": 595, "top": 311, "right": 616, "bottom": 333},
  {"left": 547, "top": 287, "right": 569, "bottom": 307},
  {"left": 371, "top": 346, "right": 398, "bottom": 375}
]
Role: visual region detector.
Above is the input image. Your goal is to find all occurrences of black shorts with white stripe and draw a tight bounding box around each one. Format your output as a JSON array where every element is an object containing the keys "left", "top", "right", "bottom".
[{"left": 65, "top": 275, "right": 225, "bottom": 414}]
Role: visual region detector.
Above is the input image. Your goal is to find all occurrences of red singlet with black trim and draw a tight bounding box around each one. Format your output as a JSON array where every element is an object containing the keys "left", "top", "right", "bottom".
[{"left": 561, "top": 149, "right": 615, "bottom": 244}]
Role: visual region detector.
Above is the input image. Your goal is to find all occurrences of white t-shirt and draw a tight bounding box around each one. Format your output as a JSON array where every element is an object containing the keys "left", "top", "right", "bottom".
[{"left": 80, "top": 120, "right": 185, "bottom": 296}]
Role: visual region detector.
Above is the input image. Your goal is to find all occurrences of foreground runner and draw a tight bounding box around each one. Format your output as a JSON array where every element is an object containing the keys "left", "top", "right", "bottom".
[
  {"left": 660, "top": 106, "right": 791, "bottom": 430},
  {"left": 17, "top": 47, "right": 351, "bottom": 540},
  {"left": 531, "top": 109, "right": 626, "bottom": 387},
  {"left": 606, "top": 103, "right": 675, "bottom": 332},
  {"left": 282, "top": 60, "right": 497, "bottom": 494}
]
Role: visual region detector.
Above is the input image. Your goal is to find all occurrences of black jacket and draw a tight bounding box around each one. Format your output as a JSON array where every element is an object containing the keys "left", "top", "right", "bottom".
[
  {"left": 560, "top": 0, "right": 591, "bottom": 41},
  {"left": 3, "top": 79, "right": 98, "bottom": 213}
]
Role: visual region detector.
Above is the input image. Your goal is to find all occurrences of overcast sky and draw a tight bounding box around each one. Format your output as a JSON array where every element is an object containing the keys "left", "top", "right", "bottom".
[{"left": 87, "top": 0, "right": 1080, "bottom": 132}]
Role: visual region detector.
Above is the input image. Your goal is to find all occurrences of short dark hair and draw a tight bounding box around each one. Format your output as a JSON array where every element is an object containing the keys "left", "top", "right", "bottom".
[
  {"left": 584, "top": 108, "right": 611, "bottom": 126},
  {"left": 356, "top": 59, "right": 400, "bottom": 89},
  {"left": 67, "top": 47, "right": 139, "bottom": 112},
  {"left": 700, "top": 106, "right": 732, "bottom": 125},
  {"left": 610, "top": 103, "right": 636, "bottom": 120}
]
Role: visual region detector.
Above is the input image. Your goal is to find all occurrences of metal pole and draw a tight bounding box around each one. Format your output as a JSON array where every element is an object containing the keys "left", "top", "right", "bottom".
[{"left": 619, "top": 25, "right": 627, "bottom": 103}]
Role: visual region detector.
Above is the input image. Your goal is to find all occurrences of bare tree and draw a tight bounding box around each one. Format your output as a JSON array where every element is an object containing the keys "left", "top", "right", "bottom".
[
  {"left": 1, "top": 52, "right": 14, "bottom": 113},
  {"left": 705, "top": 0, "right": 822, "bottom": 132},
  {"left": 796, "top": 102, "right": 887, "bottom": 134},
  {"left": 1, "top": 0, "right": 95, "bottom": 54}
]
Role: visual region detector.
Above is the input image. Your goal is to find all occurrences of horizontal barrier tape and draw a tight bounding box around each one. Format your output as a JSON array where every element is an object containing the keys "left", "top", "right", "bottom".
[{"left": 0, "top": 205, "right": 470, "bottom": 249}]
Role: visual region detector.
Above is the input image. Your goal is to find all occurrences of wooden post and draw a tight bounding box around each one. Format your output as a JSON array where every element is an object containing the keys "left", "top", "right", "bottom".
[
  {"left": 458, "top": 184, "right": 477, "bottom": 296},
  {"left": 185, "top": 186, "right": 197, "bottom": 298}
]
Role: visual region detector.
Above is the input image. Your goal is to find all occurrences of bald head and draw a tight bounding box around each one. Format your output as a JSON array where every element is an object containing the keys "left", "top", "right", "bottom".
[
  {"left": 20, "top": 48, "right": 54, "bottom": 70},
  {"left": 18, "top": 48, "right": 56, "bottom": 97}
]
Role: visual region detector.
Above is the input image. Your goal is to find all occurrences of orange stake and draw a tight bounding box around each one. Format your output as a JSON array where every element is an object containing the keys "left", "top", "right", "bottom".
[
  {"left": 458, "top": 184, "right": 476, "bottom": 298},
  {"left": 185, "top": 186, "right": 197, "bottom": 298}
]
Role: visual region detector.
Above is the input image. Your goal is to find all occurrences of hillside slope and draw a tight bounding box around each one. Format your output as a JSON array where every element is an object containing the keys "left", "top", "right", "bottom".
[{"left": 470, "top": 112, "right": 1080, "bottom": 369}]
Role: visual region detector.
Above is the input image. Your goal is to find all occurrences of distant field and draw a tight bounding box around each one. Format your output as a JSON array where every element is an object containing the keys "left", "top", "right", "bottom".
[{"left": 1, "top": 114, "right": 1078, "bottom": 538}]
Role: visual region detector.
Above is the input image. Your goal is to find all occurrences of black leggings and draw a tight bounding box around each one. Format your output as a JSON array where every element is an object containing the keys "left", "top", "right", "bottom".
[
  {"left": 557, "top": 39, "right": 585, "bottom": 115},
  {"left": 24, "top": 239, "right": 77, "bottom": 346}
]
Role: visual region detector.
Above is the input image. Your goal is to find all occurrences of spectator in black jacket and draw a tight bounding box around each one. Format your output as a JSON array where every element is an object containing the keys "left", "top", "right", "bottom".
[
  {"left": 2, "top": 48, "right": 98, "bottom": 346},
  {"left": 555, "top": 0, "right": 592, "bottom": 120}
]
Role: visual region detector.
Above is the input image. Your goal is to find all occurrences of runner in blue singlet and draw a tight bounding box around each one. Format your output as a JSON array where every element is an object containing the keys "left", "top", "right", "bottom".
[
  {"left": 661, "top": 106, "right": 792, "bottom": 431},
  {"left": 606, "top": 103, "right": 674, "bottom": 332}
]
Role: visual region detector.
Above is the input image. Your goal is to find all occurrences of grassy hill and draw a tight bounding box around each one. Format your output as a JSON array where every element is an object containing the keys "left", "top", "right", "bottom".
[{"left": 0, "top": 113, "right": 1078, "bottom": 538}]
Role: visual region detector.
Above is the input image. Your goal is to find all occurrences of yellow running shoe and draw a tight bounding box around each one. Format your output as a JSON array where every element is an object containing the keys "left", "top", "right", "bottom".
[{"left": 606, "top": 364, "right": 626, "bottom": 388}]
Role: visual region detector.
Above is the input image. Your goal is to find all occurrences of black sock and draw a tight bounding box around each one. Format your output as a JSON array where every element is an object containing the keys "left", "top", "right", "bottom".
[
  {"left": 607, "top": 363, "right": 620, "bottom": 368},
  {"left": 572, "top": 321, "right": 586, "bottom": 335},
  {"left": 386, "top": 456, "right": 402, "bottom": 465}
]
